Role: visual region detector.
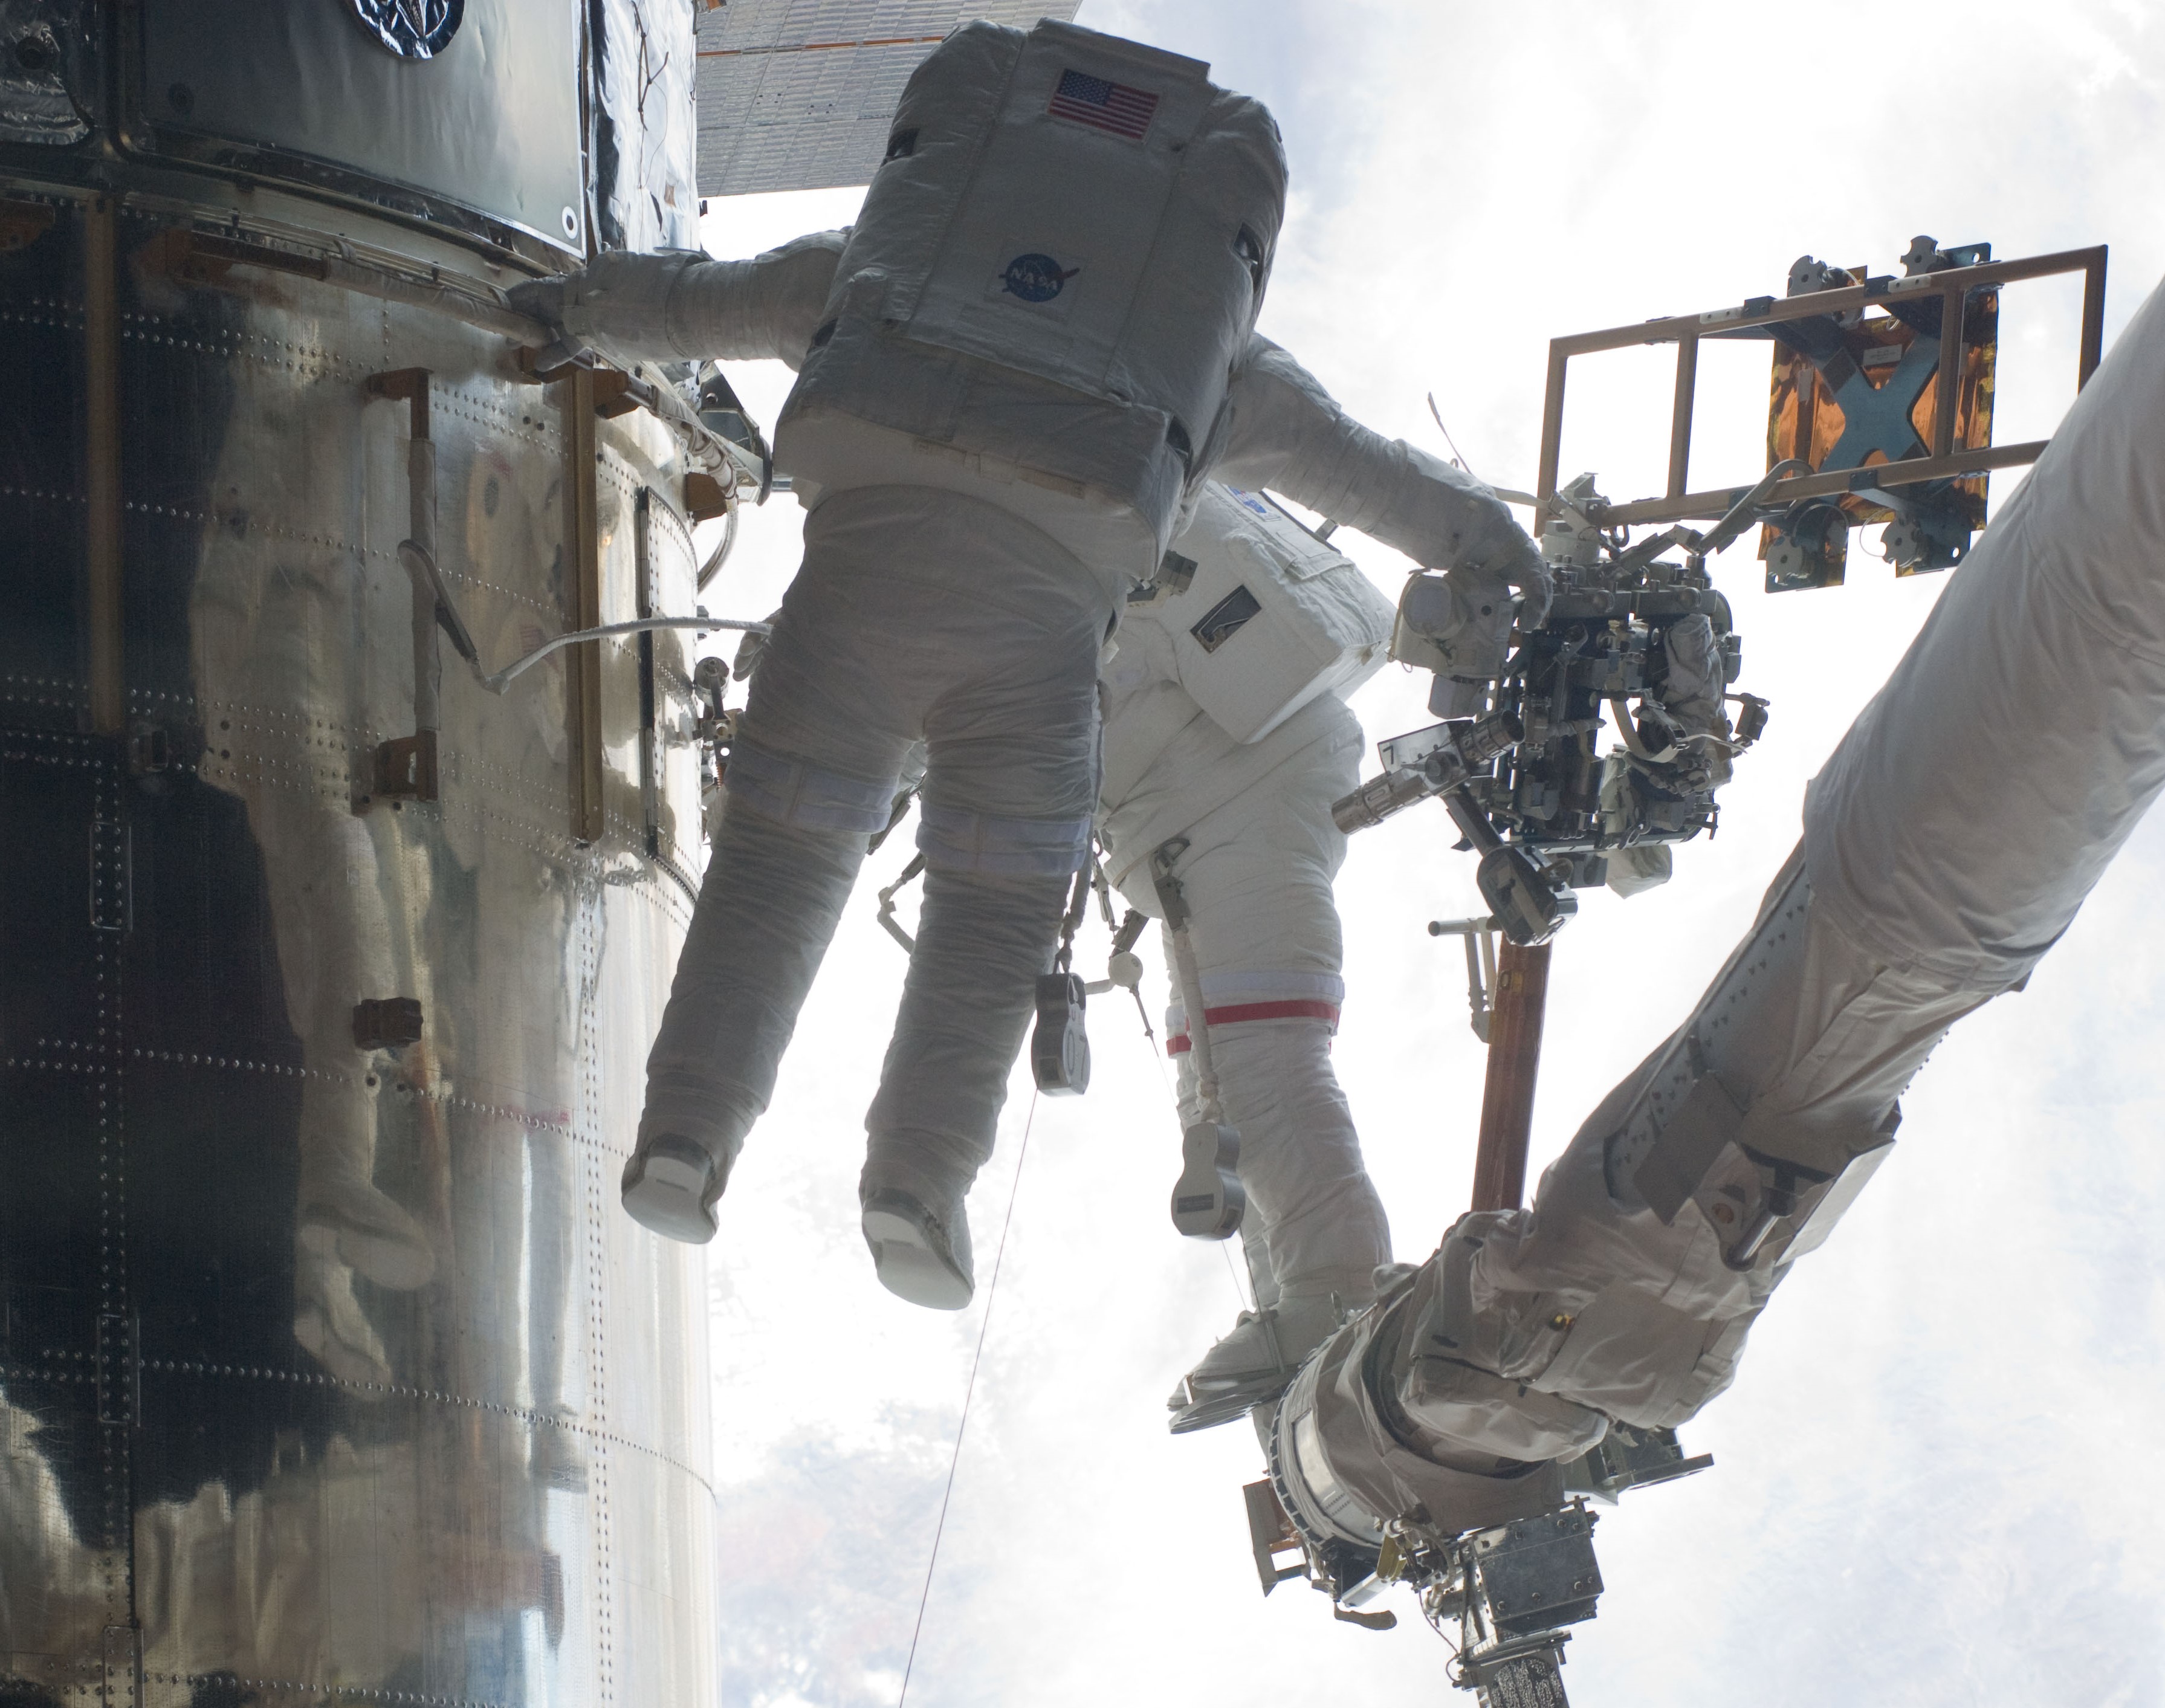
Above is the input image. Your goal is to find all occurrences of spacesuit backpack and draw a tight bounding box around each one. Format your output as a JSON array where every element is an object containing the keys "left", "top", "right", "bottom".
[{"left": 774, "top": 18, "right": 1288, "bottom": 582}]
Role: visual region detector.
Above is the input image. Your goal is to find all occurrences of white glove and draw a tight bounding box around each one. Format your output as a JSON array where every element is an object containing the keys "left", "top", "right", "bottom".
[{"left": 1477, "top": 529, "right": 1552, "bottom": 630}]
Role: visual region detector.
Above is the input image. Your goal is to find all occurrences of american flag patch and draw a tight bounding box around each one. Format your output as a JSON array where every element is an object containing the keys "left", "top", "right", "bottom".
[{"left": 1047, "top": 68, "right": 1159, "bottom": 139}]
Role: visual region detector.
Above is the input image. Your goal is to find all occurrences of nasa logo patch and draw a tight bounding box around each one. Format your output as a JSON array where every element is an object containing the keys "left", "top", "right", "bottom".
[
  {"left": 1000, "top": 253, "right": 1079, "bottom": 303},
  {"left": 348, "top": 0, "right": 464, "bottom": 59}
]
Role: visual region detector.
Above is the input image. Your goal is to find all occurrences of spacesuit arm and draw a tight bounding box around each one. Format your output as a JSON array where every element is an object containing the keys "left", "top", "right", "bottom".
[
  {"left": 1214, "top": 335, "right": 1549, "bottom": 616},
  {"left": 508, "top": 230, "right": 848, "bottom": 370}
]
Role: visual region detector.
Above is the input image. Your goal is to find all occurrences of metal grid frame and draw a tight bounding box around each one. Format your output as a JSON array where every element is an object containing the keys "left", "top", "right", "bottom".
[
  {"left": 694, "top": 1, "right": 1081, "bottom": 197},
  {"left": 1533, "top": 245, "right": 2109, "bottom": 528}
]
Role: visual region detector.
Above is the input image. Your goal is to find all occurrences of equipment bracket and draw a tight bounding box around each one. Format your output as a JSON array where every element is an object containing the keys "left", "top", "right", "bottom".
[{"left": 1533, "top": 244, "right": 2107, "bottom": 530}]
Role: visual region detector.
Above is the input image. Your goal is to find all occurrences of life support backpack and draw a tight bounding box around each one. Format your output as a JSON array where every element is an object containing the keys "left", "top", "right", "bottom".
[{"left": 774, "top": 19, "right": 1288, "bottom": 583}]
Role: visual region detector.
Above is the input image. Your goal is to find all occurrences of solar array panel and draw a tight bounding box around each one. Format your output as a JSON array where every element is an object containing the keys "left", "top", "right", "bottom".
[{"left": 695, "top": 0, "right": 1080, "bottom": 197}]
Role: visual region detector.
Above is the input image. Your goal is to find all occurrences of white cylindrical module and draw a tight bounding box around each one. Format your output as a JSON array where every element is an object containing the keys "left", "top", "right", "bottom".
[{"left": 0, "top": 5, "right": 723, "bottom": 1702}]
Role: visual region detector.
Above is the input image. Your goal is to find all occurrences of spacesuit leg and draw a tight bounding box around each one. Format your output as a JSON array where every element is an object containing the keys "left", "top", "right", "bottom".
[
  {"left": 1162, "top": 983, "right": 1390, "bottom": 1429},
  {"left": 196, "top": 557, "right": 433, "bottom": 1385},
  {"left": 860, "top": 509, "right": 1108, "bottom": 1308},
  {"left": 632, "top": 491, "right": 936, "bottom": 1240},
  {"left": 1142, "top": 728, "right": 1393, "bottom": 1423},
  {"left": 1174, "top": 732, "right": 1390, "bottom": 1302},
  {"left": 633, "top": 794, "right": 885, "bottom": 1232},
  {"left": 859, "top": 862, "right": 1074, "bottom": 1307},
  {"left": 634, "top": 487, "right": 1112, "bottom": 1276}
]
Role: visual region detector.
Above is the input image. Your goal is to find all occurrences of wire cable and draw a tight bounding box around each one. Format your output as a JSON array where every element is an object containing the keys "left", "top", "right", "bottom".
[
  {"left": 896, "top": 1090, "right": 1040, "bottom": 1707},
  {"left": 1426, "top": 390, "right": 1477, "bottom": 477}
]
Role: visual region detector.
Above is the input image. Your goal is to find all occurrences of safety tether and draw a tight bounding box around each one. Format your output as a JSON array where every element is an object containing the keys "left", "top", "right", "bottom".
[
  {"left": 1052, "top": 860, "right": 1091, "bottom": 975},
  {"left": 895, "top": 1089, "right": 1038, "bottom": 1707},
  {"left": 1149, "top": 838, "right": 1225, "bottom": 1125}
]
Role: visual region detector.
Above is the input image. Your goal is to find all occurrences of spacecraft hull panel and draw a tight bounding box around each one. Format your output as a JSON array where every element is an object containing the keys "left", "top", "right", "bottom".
[
  {"left": 133, "top": 0, "right": 588, "bottom": 254},
  {"left": 0, "top": 180, "right": 716, "bottom": 1705}
]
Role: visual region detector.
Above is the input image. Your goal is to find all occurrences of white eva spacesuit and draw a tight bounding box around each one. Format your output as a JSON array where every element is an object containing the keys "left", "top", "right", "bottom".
[
  {"left": 513, "top": 18, "right": 1545, "bottom": 1310},
  {"left": 1102, "top": 482, "right": 1397, "bottom": 1430},
  {"left": 1111, "top": 358, "right": 1549, "bottom": 1417},
  {"left": 1268, "top": 273, "right": 2165, "bottom": 1544}
]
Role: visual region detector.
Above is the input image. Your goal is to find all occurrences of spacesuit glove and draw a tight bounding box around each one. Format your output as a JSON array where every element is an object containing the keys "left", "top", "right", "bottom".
[
  {"left": 504, "top": 274, "right": 568, "bottom": 334},
  {"left": 506, "top": 249, "right": 707, "bottom": 367},
  {"left": 1453, "top": 522, "right": 1553, "bottom": 630},
  {"left": 1500, "top": 536, "right": 1552, "bottom": 630},
  {"left": 503, "top": 274, "right": 588, "bottom": 369}
]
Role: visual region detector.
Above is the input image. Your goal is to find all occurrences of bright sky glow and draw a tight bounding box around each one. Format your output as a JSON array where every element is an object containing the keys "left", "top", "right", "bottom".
[{"left": 695, "top": 8, "right": 2165, "bottom": 1702}]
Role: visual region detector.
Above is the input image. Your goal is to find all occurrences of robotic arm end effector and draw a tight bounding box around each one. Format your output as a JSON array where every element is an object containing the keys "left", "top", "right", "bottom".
[{"left": 1252, "top": 1254, "right": 1712, "bottom": 1703}]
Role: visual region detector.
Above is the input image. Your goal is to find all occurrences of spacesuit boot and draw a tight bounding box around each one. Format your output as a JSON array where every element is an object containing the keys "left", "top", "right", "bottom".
[
  {"left": 859, "top": 1180, "right": 976, "bottom": 1312},
  {"left": 858, "top": 855, "right": 1074, "bottom": 1308},
  {"left": 621, "top": 1134, "right": 733, "bottom": 1244},
  {"left": 1168, "top": 1292, "right": 1358, "bottom": 1433}
]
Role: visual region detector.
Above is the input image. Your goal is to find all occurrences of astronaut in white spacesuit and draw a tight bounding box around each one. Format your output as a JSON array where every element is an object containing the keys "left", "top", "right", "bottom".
[
  {"left": 1102, "top": 482, "right": 1431, "bottom": 1432},
  {"left": 515, "top": 18, "right": 1545, "bottom": 1311}
]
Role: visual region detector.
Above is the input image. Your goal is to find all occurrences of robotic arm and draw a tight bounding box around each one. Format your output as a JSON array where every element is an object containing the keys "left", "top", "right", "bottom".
[
  {"left": 1261, "top": 272, "right": 2165, "bottom": 1698},
  {"left": 1473, "top": 265, "right": 2165, "bottom": 1436}
]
